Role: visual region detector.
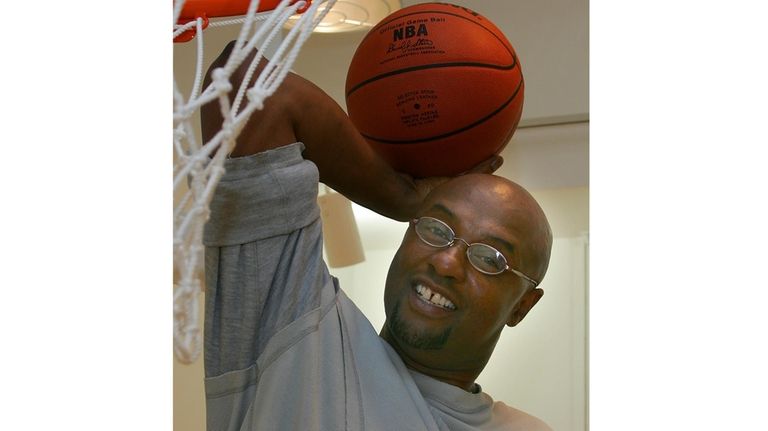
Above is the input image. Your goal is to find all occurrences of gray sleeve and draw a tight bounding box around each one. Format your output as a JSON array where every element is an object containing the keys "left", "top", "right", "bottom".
[{"left": 202, "top": 143, "right": 333, "bottom": 377}]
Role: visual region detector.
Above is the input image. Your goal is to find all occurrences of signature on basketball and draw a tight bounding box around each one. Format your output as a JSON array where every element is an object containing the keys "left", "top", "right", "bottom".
[{"left": 387, "top": 38, "right": 433, "bottom": 53}]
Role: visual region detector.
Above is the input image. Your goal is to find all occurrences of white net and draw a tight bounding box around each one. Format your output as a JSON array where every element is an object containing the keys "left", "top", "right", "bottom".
[{"left": 173, "top": 0, "right": 336, "bottom": 364}]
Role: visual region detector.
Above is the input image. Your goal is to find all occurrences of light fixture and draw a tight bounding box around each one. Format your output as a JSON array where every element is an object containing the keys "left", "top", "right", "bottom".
[
  {"left": 318, "top": 189, "right": 365, "bottom": 267},
  {"left": 285, "top": 0, "right": 401, "bottom": 33}
]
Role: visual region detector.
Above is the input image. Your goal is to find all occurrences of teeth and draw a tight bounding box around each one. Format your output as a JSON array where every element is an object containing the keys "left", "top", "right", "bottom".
[{"left": 415, "top": 284, "right": 456, "bottom": 310}]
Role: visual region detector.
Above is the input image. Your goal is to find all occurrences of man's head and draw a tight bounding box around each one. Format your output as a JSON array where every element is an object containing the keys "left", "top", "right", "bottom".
[{"left": 380, "top": 174, "right": 552, "bottom": 386}]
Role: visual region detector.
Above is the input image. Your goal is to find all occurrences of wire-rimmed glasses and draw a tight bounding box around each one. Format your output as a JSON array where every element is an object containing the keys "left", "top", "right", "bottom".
[{"left": 411, "top": 217, "right": 539, "bottom": 286}]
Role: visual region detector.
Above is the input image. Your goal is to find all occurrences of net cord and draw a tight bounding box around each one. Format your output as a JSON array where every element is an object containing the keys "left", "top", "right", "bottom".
[{"left": 173, "top": 0, "right": 335, "bottom": 364}]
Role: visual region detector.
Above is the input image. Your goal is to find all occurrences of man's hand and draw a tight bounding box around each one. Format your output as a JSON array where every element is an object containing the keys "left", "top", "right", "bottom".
[{"left": 401, "top": 155, "right": 505, "bottom": 218}]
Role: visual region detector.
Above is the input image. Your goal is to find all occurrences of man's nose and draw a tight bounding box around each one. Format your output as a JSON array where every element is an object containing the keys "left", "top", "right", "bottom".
[{"left": 428, "top": 240, "right": 468, "bottom": 281}]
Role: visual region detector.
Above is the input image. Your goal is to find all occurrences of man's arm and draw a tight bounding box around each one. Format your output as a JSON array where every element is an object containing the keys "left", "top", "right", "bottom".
[{"left": 201, "top": 41, "right": 501, "bottom": 222}]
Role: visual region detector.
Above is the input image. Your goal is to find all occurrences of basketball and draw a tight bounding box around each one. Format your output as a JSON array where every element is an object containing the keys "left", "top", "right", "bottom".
[{"left": 345, "top": 2, "right": 524, "bottom": 178}]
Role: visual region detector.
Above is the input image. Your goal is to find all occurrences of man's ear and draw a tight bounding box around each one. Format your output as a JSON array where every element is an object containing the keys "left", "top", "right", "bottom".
[{"left": 506, "top": 288, "right": 544, "bottom": 327}]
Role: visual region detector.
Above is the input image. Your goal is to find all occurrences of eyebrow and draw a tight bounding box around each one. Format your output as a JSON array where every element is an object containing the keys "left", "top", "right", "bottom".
[
  {"left": 487, "top": 235, "right": 516, "bottom": 259},
  {"left": 427, "top": 204, "right": 517, "bottom": 257},
  {"left": 429, "top": 203, "right": 455, "bottom": 218}
]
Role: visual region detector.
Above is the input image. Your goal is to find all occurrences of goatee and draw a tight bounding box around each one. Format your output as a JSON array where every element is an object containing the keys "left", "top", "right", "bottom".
[{"left": 387, "top": 302, "right": 451, "bottom": 350}]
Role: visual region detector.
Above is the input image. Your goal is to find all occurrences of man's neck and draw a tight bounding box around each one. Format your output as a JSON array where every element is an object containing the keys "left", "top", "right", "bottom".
[{"left": 379, "top": 326, "right": 486, "bottom": 393}]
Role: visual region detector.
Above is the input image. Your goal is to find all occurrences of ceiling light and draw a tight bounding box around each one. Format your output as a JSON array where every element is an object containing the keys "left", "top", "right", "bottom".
[{"left": 285, "top": 0, "right": 401, "bottom": 33}]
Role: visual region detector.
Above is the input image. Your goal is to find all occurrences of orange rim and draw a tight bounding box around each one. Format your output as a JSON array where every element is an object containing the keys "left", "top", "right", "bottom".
[{"left": 174, "top": 0, "right": 312, "bottom": 43}]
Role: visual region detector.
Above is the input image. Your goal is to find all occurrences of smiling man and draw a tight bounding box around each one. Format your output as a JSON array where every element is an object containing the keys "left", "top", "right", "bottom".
[
  {"left": 200, "top": 42, "right": 553, "bottom": 431},
  {"left": 381, "top": 175, "right": 552, "bottom": 395}
]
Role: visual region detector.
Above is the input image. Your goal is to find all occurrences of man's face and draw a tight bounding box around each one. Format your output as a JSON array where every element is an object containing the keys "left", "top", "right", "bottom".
[{"left": 382, "top": 175, "right": 544, "bottom": 370}]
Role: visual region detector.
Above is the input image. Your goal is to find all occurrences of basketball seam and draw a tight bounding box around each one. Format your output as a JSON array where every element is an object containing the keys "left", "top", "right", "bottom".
[
  {"left": 359, "top": 77, "right": 524, "bottom": 145},
  {"left": 345, "top": 59, "right": 518, "bottom": 98}
]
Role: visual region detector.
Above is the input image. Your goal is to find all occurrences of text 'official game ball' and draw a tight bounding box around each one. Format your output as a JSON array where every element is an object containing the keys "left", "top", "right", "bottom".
[{"left": 345, "top": 2, "right": 524, "bottom": 177}]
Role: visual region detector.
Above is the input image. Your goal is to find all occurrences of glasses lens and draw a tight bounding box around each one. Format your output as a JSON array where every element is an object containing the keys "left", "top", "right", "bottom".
[
  {"left": 467, "top": 244, "right": 507, "bottom": 274},
  {"left": 415, "top": 217, "right": 454, "bottom": 247}
]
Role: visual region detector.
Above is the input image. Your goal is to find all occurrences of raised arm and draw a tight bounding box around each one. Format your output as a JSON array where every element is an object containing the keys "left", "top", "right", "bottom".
[
  {"left": 290, "top": 75, "right": 431, "bottom": 221},
  {"left": 201, "top": 41, "right": 501, "bottom": 221}
]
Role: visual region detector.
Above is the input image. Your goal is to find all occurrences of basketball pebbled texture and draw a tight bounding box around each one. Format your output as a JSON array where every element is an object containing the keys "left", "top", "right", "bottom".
[{"left": 345, "top": 2, "right": 524, "bottom": 177}]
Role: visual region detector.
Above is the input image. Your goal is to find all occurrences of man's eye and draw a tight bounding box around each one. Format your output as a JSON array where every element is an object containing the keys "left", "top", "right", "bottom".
[
  {"left": 430, "top": 226, "right": 451, "bottom": 239},
  {"left": 481, "top": 256, "right": 496, "bottom": 266}
]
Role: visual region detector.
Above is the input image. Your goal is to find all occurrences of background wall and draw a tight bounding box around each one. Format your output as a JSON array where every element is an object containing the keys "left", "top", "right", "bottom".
[{"left": 173, "top": 0, "right": 588, "bottom": 429}]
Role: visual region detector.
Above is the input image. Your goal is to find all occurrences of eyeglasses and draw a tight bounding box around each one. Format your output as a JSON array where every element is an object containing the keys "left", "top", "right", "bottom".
[{"left": 411, "top": 217, "right": 539, "bottom": 286}]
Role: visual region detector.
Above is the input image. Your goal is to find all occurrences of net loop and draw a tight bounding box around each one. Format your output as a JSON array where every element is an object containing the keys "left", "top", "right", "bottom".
[
  {"left": 247, "top": 87, "right": 269, "bottom": 110},
  {"left": 211, "top": 68, "right": 233, "bottom": 94},
  {"left": 173, "top": 0, "right": 335, "bottom": 364},
  {"left": 174, "top": 15, "right": 210, "bottom": 43}
]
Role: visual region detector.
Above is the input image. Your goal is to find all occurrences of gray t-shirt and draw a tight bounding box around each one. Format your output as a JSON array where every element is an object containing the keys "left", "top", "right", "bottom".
[{"left": 202, "top": 143, "right": 551, "bottom": 431}]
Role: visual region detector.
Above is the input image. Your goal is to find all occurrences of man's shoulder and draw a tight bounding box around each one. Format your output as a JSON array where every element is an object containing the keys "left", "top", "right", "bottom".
[{"left": 490, "top": 401, "right": 553, "bottom": 431}]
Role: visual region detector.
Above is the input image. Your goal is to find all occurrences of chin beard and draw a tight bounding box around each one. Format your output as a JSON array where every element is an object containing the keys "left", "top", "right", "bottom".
[{"left": 387, "top": 302, "right": 452, "bottom": 350}]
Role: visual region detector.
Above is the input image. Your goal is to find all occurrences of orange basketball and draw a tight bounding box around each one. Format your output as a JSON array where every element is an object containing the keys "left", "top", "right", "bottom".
[{"left": 345, "top": 2, "right": 524, "bottom": 178}]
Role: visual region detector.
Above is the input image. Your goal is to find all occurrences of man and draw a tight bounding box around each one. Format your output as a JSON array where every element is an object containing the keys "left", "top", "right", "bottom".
[{"left": 200, "top": 42, "right": 553, "bottom": 431}]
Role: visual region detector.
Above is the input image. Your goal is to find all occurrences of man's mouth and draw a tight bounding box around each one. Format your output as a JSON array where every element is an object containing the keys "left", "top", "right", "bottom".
[{"left": 414, "top": 284, "right": 456, "bottom": 310}]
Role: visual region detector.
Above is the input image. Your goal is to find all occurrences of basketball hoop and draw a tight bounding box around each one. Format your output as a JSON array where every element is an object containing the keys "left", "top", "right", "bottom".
[
  {"left": 174, "top": 0, "right": 312, "bottom": 42},
  {"left": 173, "top": 0, "right": 334, "bottom": 364}
]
